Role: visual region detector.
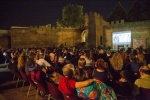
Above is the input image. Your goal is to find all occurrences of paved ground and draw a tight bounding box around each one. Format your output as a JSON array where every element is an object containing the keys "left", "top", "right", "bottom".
[{"left": 0, "top": 67, "right": 44, "bottom": 100}]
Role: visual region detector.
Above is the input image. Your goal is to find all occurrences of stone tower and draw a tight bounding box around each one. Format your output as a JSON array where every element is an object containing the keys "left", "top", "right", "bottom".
[{"left": 85, "top": 12, "right": 109, "bottom": 47}]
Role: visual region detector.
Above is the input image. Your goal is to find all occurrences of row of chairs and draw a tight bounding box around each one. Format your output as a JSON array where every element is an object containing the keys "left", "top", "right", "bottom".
[
  {"left": 11, "top": 70, "right": 37, "bottom": 97},
  {"left": 11, "top": 70, "right": 150, "bottom": 100},
  {"left": 11, "top": 70, "right": 84, "bottom": 100}
]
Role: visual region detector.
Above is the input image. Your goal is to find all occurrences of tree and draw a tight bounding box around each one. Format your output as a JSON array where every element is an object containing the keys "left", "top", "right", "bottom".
[
  {"left": 142, "top": 0, "right": 150, "bottom": 20},
  {"left": 126, "top": 0, "right": 143, "bottom": 22},
  {"left": 56, "top": 4, "right": 84, "bottom": 27},
  {"left": 107, "top": 2, "right": 127, "bottom": 22}
]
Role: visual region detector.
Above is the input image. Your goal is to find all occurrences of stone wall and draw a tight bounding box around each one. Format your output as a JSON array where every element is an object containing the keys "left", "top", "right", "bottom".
[
  {"left": 0, "top": 36, "right": 10, "bottom": 48},
  {"left": 10, "top": 26, "right": 84, "bottom": 48},
  {"left": 1, "top": 12, "right": 150, "bottom": 49},
  {"left": 105, "top": 20, "right": 150, "bottom": 49},
  {"left": 85, "top": 12, "right": 109, "bottom": 47},
  {"left": 0, "top": 30, "right": 10, "bottom": 48}
]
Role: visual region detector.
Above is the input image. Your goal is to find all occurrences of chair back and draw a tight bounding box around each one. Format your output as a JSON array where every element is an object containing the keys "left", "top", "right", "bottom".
[
  {"left": 12, "top": 70, "right": 22, "bottom": 79},
  {"left": 20, "top": 71, "right": 28, "bottom": 82},
  {"left": 30, "top": 70, "right": 47, "bottom": 93},
  {"left": 140, "top": 88, "right": 150, "bottom": 100},
  {"left": 20, "top": 71, "right": 35, "bottom": 86},
  {"left": 46, "top": 81, "right": 63, "bottom": 99},
  {"left": 114, "top": 81, "right": 132, "bottom": 97},
  {"left": 62, "top": 93, "right": 83, "bottom": 100}
]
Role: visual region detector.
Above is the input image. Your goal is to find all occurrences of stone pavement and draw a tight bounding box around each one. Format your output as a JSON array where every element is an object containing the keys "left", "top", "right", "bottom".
[
  {"left": 0, "top": 78, "right": 44, "bottom": 100},
  {"left": 0, "top": 66, "right": 44, "bottom": 100}
]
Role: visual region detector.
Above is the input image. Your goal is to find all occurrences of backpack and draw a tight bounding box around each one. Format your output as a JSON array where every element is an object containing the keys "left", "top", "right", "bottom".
[{"left": 96, "top": 81, "right": 117, "bottom": 100}]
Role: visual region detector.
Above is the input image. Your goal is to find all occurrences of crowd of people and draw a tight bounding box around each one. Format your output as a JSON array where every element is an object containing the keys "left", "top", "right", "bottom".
[{"left": 0, "top": 46, "right": 150, "bottom": 100}]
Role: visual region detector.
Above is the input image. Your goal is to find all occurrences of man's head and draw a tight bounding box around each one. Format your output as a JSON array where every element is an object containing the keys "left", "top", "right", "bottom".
[{"left": 62, "top": 64, "right": 75, "bottom": 77}]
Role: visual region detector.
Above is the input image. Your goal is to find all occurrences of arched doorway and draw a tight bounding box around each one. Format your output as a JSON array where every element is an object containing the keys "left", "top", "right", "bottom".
[{"left": 81, "top": 29, "right": 88, "bottom": 42}]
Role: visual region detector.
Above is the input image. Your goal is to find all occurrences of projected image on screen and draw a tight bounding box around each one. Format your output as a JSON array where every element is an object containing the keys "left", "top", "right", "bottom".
[{"left": 112, "top": 31, "right": 131, "bottom": 45}]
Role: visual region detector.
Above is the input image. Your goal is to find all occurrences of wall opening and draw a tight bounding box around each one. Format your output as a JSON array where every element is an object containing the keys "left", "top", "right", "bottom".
[{"left": 100, "top": 36, "right": 102, "bottom": 45}]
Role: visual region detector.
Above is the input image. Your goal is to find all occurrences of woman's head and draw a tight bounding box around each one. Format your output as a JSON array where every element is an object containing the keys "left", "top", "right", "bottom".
[
  {"left": 78, "top": 58, "right": 86, "bottom": 68},
  {"left": 120, "top": 70, "right": 129, "bottom": 79},
  {"left": 95, "top": 58, "right": 107, "bottom": 70},
  {"left": 73, "top": 68, "right": 90, "bottom": 82},
  {"left": 110, "top": 53, "right": 123, "bottom": 70}
]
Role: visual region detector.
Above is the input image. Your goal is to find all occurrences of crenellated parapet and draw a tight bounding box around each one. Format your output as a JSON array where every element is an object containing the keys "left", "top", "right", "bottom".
[{"left": 109, "top": 19, "right": 125, "bottom": 25}]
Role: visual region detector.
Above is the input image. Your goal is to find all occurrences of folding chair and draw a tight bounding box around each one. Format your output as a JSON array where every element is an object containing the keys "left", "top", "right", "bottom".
[
  {"left": 11, "top": 70, "right": 22, "bottom": 87},
  {"left": 46, "top": 81, "right": 64, "bottom": 100},
  {"left": 20, "top": 71, "right": 36, "bottom": 97}
]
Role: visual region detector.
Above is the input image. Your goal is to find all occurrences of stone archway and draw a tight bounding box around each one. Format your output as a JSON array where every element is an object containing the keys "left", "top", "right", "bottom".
[{"left": 81, "top": 29, "right": 88, "bottom": 42}]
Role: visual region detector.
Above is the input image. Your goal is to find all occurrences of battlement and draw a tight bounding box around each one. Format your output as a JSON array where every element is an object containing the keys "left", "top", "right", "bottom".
[
  {"left": 109, "top": 19, "right": 124, "bottom": 25},
  {"left": 33, "top": 25, "right": 84, "bottom": 30},
  {"left": 85, "top": 12, "right": 102, "bottom": 19},
  {"left": 11, "top": 26, "right": 30, "bottom": 29}
]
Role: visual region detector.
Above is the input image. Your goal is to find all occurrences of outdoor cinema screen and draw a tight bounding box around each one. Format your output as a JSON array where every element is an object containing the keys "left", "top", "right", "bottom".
[{"left": 112, "top": 31, "right": 131, "bottom": 45}]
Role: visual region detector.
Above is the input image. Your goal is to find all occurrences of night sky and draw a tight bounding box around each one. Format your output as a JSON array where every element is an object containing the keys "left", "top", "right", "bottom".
[{"left": 0, "top": 0, "right": 145, "bottom": 28}]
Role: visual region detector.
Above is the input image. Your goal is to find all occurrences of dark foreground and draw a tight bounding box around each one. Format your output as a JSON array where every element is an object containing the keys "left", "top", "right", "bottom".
[{"left": 0, "top": 68, "right": 43, "bottom": 100}]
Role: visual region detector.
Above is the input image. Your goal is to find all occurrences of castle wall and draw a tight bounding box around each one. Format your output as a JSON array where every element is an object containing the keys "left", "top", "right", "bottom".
[
  {"left": 105, "top": 20, "right": 150, "bottom": 49},
  {"left": 0, "top": 30, "right": 10, "bottom": 48},
  {"left": 85, "top": 12, "right": 110, "bottom": 47},
  {"left": 1, "top": 12, "right": 150, "bottom": 49},
  {"left": 0, "top": 36, "right": 10, "bottom": 48},
  {"left": 10, "top": 26, "right": 83, "bottom": 48},
  {"left": 57, "top": 27, "right": 83, "bottom": 47}
]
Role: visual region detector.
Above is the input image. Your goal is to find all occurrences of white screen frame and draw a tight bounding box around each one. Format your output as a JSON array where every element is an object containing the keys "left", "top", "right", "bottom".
[{"left": 112, "top": 31, "right": 131, "bottom": 45}]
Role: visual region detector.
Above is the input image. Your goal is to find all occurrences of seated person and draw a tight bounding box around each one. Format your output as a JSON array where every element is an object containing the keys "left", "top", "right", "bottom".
[
  {"left": 93, "top": 58, "right": 112, "bottom": 86},
  {"left": 37, "top": 53, "right": 52, "bottom": 73},
  {"left": 93, "top": 68, "right": 117, "bottom": 100},
  {"left": 58, "top": 64, "right": 94, "bottom": 95},
  {"left": 113, "top": 70, "right": 132, "bottom": 99},
  {"left": 25, "top": 52, "right": 36, "bottom": 75},
  {"left": 132, "top": 65, "right": 150, "bottom": 98},
  {"left": 125, "top": 53, "right": 140, "bottom": 82},
  {"left": 47, "top": 69, "right": 63, "bottom": 84},
  {"left": 30, "top": 64, "right": 49, "bottom": 97},
  {"left": 8, "top": 58, "right": 18, "bottom": 71},
  {"left": 77, "top": 58, "right": 93, "bottom": 78},
  {"left": 73, "top": 67, "right": 101, "bottom": 100}
]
